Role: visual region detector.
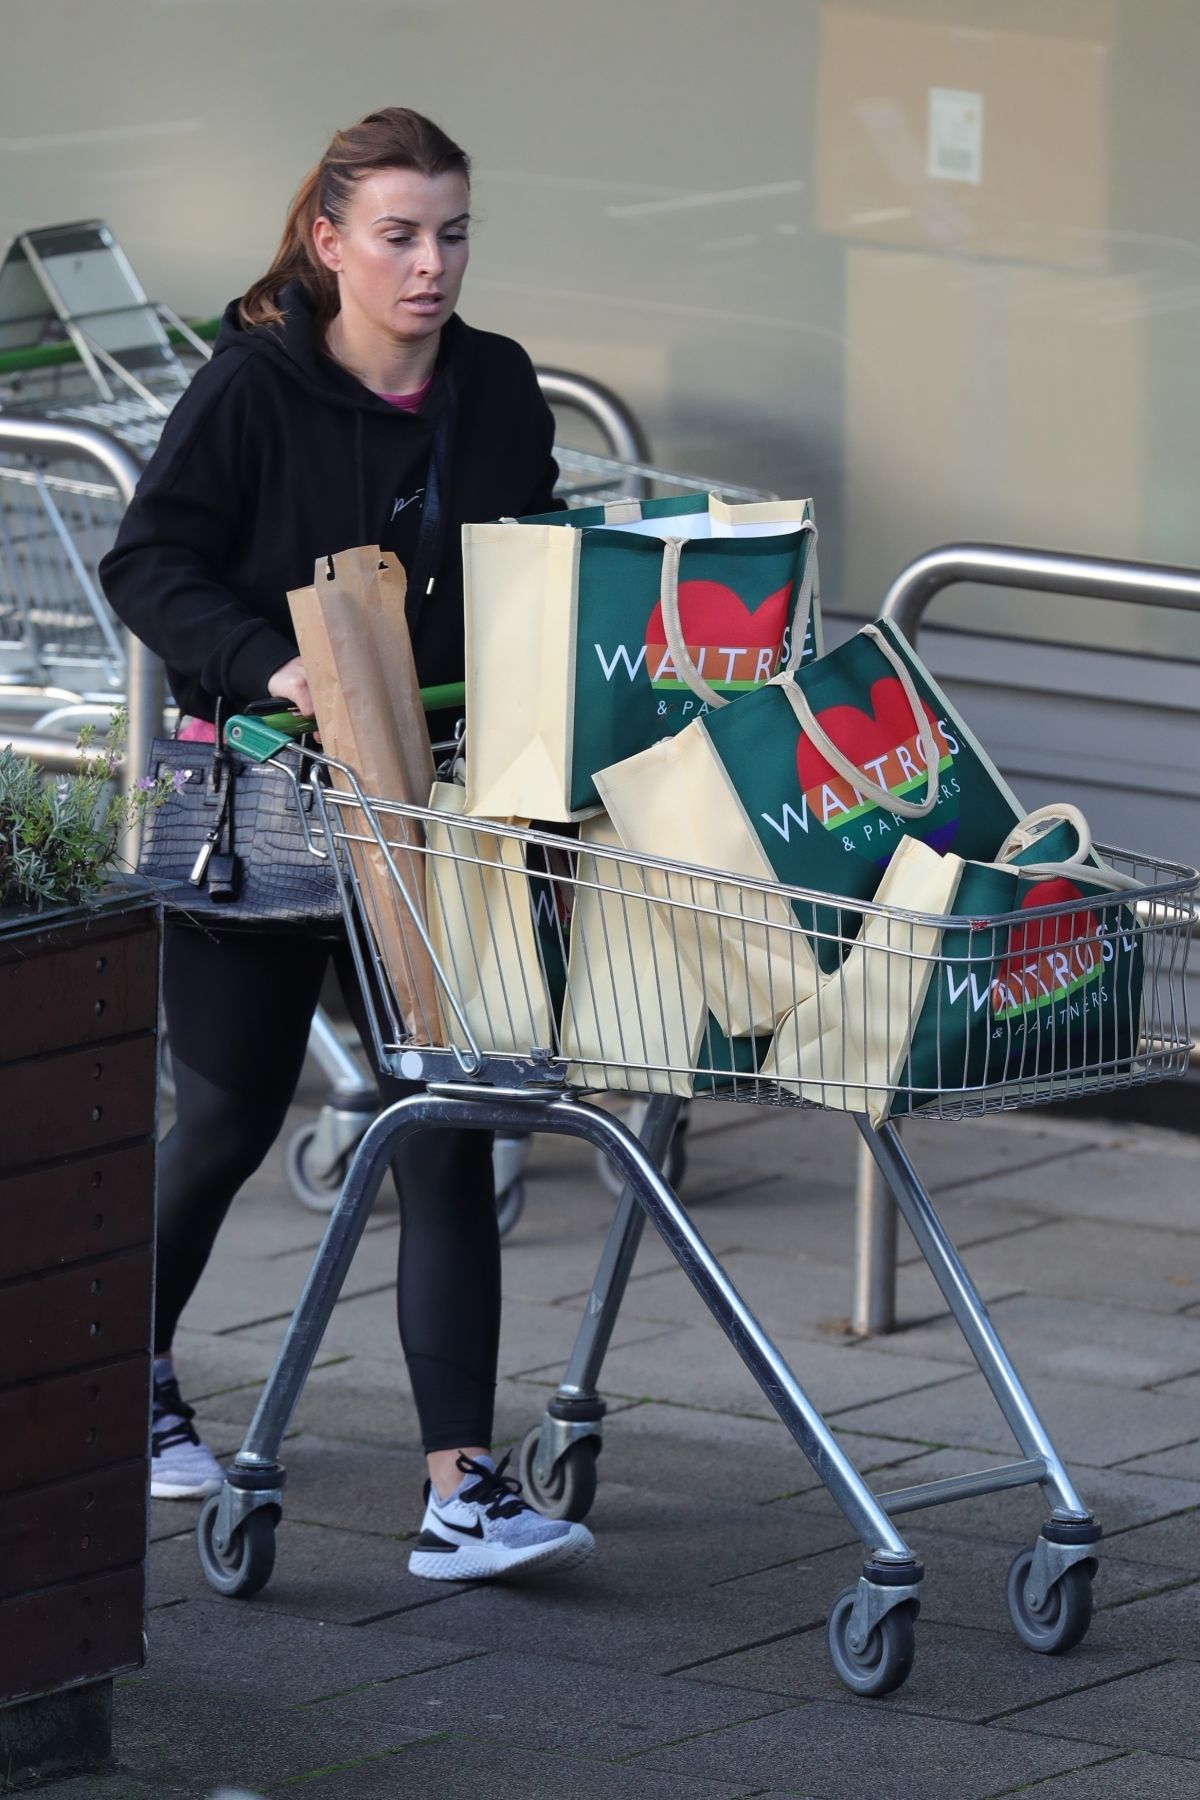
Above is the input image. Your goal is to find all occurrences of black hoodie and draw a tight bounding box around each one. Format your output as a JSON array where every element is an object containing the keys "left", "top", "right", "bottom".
[{"left": 100, "top": 281, "right": 560, "bottom": 721}]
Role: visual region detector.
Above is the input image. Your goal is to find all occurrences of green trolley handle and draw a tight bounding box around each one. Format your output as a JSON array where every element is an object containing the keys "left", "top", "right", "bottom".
[{"left": 223, "top": 681, "right": 466, "bottom": 764}]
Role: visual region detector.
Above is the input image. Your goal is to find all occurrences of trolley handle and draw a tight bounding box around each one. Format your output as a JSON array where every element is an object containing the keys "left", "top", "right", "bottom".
[{"left": 224, "top": 682, "right": 466, "bottom": 763}]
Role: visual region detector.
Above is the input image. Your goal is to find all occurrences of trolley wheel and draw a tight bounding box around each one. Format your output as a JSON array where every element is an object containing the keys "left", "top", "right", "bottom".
[
  {"left": 825, "top": 1588, "right": 917, "bottom": 1698},
  {"left": 284, "top": 1121, "right": 344, "bottom": 1214},
  {"left": 1006, "top": 1548, "right": 1094, "bottom": 1655},
  {"left": 517, "top": 1426, "right": 599, "bottom": 1523},
  {"left": 495, "top": 1177, "right": 526, "bottom": 1240},
  {"left": 196, "top": 1494, "right": 277, "bottom": 1598}
]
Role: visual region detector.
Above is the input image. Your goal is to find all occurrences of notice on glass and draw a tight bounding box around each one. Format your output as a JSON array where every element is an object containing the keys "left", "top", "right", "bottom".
[{"left": 927, "top": 88, "right": 984, "bottom": 185}]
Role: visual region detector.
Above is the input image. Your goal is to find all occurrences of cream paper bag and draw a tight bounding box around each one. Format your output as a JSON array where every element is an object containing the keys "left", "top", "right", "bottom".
[
  {"left": 464, "top": 494, "right": 820, "bottom": 822},
  {"left": 288, "top": 547, "right": 440, "bottom": 1041},
  {"left": 762, "top": 834, "right": 964, "bottom": 1126},
  {"left": 561, "top": 814, "right": 708, "bottom": 1095},
  {"left": 425, "top": 782, "right": 554, "bottom": 1055},
  {"left": 594, "top": 731, "right": 820, "bottom": 1040}
]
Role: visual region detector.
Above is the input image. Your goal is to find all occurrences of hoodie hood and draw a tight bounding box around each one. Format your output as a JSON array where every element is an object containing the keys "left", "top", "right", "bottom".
[{"left": 214, "top": 279, "right": 465, "bottom": 418}]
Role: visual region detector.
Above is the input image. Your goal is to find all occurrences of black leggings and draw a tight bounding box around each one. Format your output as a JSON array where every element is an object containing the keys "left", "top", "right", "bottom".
[{"left": 157, "top": 923, "right": 499, "bottom": 1453}]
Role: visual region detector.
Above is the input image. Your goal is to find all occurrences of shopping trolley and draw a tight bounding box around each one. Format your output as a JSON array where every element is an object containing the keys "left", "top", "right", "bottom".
[{"left": 192, "top": 714, "right": 1196, "bottom": 1696}]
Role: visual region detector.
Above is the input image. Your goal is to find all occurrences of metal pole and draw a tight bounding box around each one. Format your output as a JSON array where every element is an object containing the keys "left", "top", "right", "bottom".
[
  {"left": 852, "top": 1134, "right": 898, "bottom": 1335},
  {"left": 851, "top": 540, "right": 1200, "bottom": 1335},
  {"left": 0, "top": 417, "right": 162, "bottom": 852},
  {"left": 536, "top": 369, "right": 652, "bottom": 467}
]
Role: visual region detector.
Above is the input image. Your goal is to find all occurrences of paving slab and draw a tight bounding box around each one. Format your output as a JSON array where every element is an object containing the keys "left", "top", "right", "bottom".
[
  {"left": 979, "top": 1751, "right": 1200, "bottom": 1798},
  {"left": 1148, "top": 1370, "right": 1200, "bottom": 1401},
  {"left": 520, "top": 1317, "right": 973, "bottom": 1422},
  {"left": 1115, "top": 1440, "right": 1200, "bottom": 1482},
  {"left": 933, "top": 1218, "right": 1200, "bottom": 1314},
  {"left": 601, "top": 1244, "right": 1018, "bottom": 1341},
  {"left": 307, "top": 1648, "right": 793, "bottom": 1760},
  {"left": 1098, "top": 1508, "right": 1200, "bottom": 1573},
  {"left": 110, "top": 1677, "right": 439, "bottom": 1795},
  {"left": 594, "top": 1400, "right": 923, "bottom": 1505},
  {"left": 867, "top": 1293, "right": 1200, "bottom": 1388},
  {"left": 631, "top": 1698, "right": 1111, "bottom": 1799},
  {"left": 1089, "top": 1582, "right": 1200, "bottom": 1663},
  {"left": 134, "top": 1594, "right": 475, "bottom": 1702},
  {"left": 691, "top": 1611, "right": 1163, "bottom": 1723},
  {"left": 936, "top": 1131, "right": 1200, "bottom": 1234},
  {"left": 829, "top": 1369, "right": 1200, "bottom": 1464},
  {"left": 293, "top": 1738, "right": 758, "bottom": 1800},
  {"left": 40, "top": 1777, "right": 199, "bottom": 1800},
  {"left": 607, "top": 1187, "right": 1047, "bottom": 1321},
  {"left": 1006, "top": 1658, "right": 1200, "bottom": 1758},
  {"left": 503, "top": 1227, "right": 687, "bottom": 1307}
]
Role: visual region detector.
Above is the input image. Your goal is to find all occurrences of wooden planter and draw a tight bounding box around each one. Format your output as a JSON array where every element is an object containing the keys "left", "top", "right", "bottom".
[{"left": 0, "top": 881, "right": 160, "bottom": 1783}]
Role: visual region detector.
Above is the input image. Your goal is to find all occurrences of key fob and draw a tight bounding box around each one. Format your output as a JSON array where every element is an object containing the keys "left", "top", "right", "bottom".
[{"left": 207, "top": 853, "right": 242, "bottom": 903}]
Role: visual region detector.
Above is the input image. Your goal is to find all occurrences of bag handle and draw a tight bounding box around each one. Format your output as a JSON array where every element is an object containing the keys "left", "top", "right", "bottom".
[
  {"left": 658, "top": 520, "right": 819, "bottom": 711},
  {"left": 994, "top": 804, "right": 1143, "bottom": 893},
  {"left": 777, "top": 621, "right": 942, "bottom": 818}
]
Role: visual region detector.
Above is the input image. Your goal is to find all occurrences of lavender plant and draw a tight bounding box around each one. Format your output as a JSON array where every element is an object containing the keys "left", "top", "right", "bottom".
[{"left": 0, "top": 709, "right": 179, "bottom": 911}]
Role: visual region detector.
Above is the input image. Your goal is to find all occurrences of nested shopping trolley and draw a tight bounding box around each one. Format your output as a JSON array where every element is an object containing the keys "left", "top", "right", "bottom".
[{"left": 194, "top": 714, "right": 1197, "bottom": 1697}]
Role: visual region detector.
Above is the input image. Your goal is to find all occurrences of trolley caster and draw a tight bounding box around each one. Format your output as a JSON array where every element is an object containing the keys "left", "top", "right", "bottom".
[
  {"left": 196, "top": 1492, "right": 277, "bottom": 1598},
  {"left": 284, "top": 1119, "right": 347, "bottom": 1213},
  {"left": 1006, "top": 1522, "right": 1100, "bottom": 1655},
  {"left": 518, "top": 1424, "right": 599, "bottom": 1523},
  {"left": 825, "top": 1561, "right": 922, "bottom": 1698}
]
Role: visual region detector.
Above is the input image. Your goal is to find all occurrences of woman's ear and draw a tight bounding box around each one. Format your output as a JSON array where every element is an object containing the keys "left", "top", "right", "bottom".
[{"left": 312, "top": 215, "right": 342, "bottom": 273}]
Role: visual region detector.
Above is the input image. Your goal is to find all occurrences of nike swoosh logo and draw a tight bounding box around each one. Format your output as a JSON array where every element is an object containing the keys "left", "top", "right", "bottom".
[{"left": 431, "top": 1510, "right": 484, "bottom": 1540}]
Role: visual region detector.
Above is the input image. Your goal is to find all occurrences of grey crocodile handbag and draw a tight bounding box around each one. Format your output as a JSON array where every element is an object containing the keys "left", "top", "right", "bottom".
[{"left": 137, "top": 716, "right": 343, "bottom": 936}]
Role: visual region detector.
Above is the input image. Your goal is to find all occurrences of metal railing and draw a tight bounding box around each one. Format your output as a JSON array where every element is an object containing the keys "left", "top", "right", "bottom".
[
  {"left": 853, "top": 541, "right": 1200, "bottom": 1337},
  {"left": 0, "top": 414, "right": 164, "bottom": 787},
  {"left": 536, "top": 367, "right": 651, "bottom": 468}
]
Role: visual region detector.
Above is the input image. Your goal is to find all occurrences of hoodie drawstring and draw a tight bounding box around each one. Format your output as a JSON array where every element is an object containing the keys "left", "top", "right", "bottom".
[{"left": 354, "top": 413, "right": 366, "bottom": 547}]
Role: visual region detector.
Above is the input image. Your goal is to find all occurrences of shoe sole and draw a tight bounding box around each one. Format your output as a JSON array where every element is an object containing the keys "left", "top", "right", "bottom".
[
  {"left": 408, "top": 1529, "right": 594, "bottom": 1583},
  {"left": 151, "top": 1475, "right": 223, "bottom": 1500}
]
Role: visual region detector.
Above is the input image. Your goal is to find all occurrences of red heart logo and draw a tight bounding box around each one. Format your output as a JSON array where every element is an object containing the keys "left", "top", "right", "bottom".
[
  {"left": 645, "top": 580, "right": 791, "bottom": 689},
  {"left": 795, "top": 678, "right": 943, "bottom": 795},
  {"left": 995, "top": 878, "right": 1101, "bottom": 1015}
]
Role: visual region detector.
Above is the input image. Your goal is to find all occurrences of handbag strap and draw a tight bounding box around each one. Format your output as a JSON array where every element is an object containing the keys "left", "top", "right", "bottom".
[
  {"left": 658, "top": 519, "right": 819, "bottom": 711},
  {"left": 777, "top": 622, "right": 941, "bottom": 819}
]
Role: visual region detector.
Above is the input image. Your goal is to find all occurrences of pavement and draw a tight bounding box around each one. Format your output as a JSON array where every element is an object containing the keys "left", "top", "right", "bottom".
[{"left": 46, "top": 1076, "right": 1200, "bottom": 1800}]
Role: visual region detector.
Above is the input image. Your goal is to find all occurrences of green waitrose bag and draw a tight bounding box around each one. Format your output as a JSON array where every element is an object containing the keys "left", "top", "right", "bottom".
[
  {"left": 596, "top": 618, "right": 1027, "bottom": 1034},
  {"left": 892, "top": 811, "right": 1146, "bottom": 1116},
  {"left": 464, "top": 493, "right": 821, "bottom": 822},
  {"left": 763, "top": 809, "right": 1145, "bottom": 1125}
]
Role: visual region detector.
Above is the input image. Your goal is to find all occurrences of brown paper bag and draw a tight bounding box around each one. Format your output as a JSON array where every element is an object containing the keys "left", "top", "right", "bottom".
[{"left": 288, "top": 547, "right": 441, "bottom": 1042}]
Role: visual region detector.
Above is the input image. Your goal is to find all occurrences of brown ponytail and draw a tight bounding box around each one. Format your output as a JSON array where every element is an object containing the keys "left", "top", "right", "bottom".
[{"left": 238, "top": 107, "right": 471, "bottom": 332}]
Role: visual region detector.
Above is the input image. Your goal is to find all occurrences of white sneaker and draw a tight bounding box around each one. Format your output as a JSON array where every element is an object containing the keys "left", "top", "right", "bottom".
[
  {"left": 151, "top": 1370, "right": 223, "bottom": 1499},
  {"left": 408, "top": 1452, "right": 594, "bottom": 1582}
]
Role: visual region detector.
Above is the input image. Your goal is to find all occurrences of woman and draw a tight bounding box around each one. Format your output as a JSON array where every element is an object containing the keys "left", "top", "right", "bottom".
[{"left": 101, "top": 107, "right": 593, "bottom": 1581}]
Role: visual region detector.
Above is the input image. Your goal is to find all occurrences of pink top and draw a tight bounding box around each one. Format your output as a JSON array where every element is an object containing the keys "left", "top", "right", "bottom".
[
  {"left": 378, "top": 374, "right": 434, "bottom": 412},
  {"left": 178, "top": 716, "right": 217, "bottom": 743}
]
